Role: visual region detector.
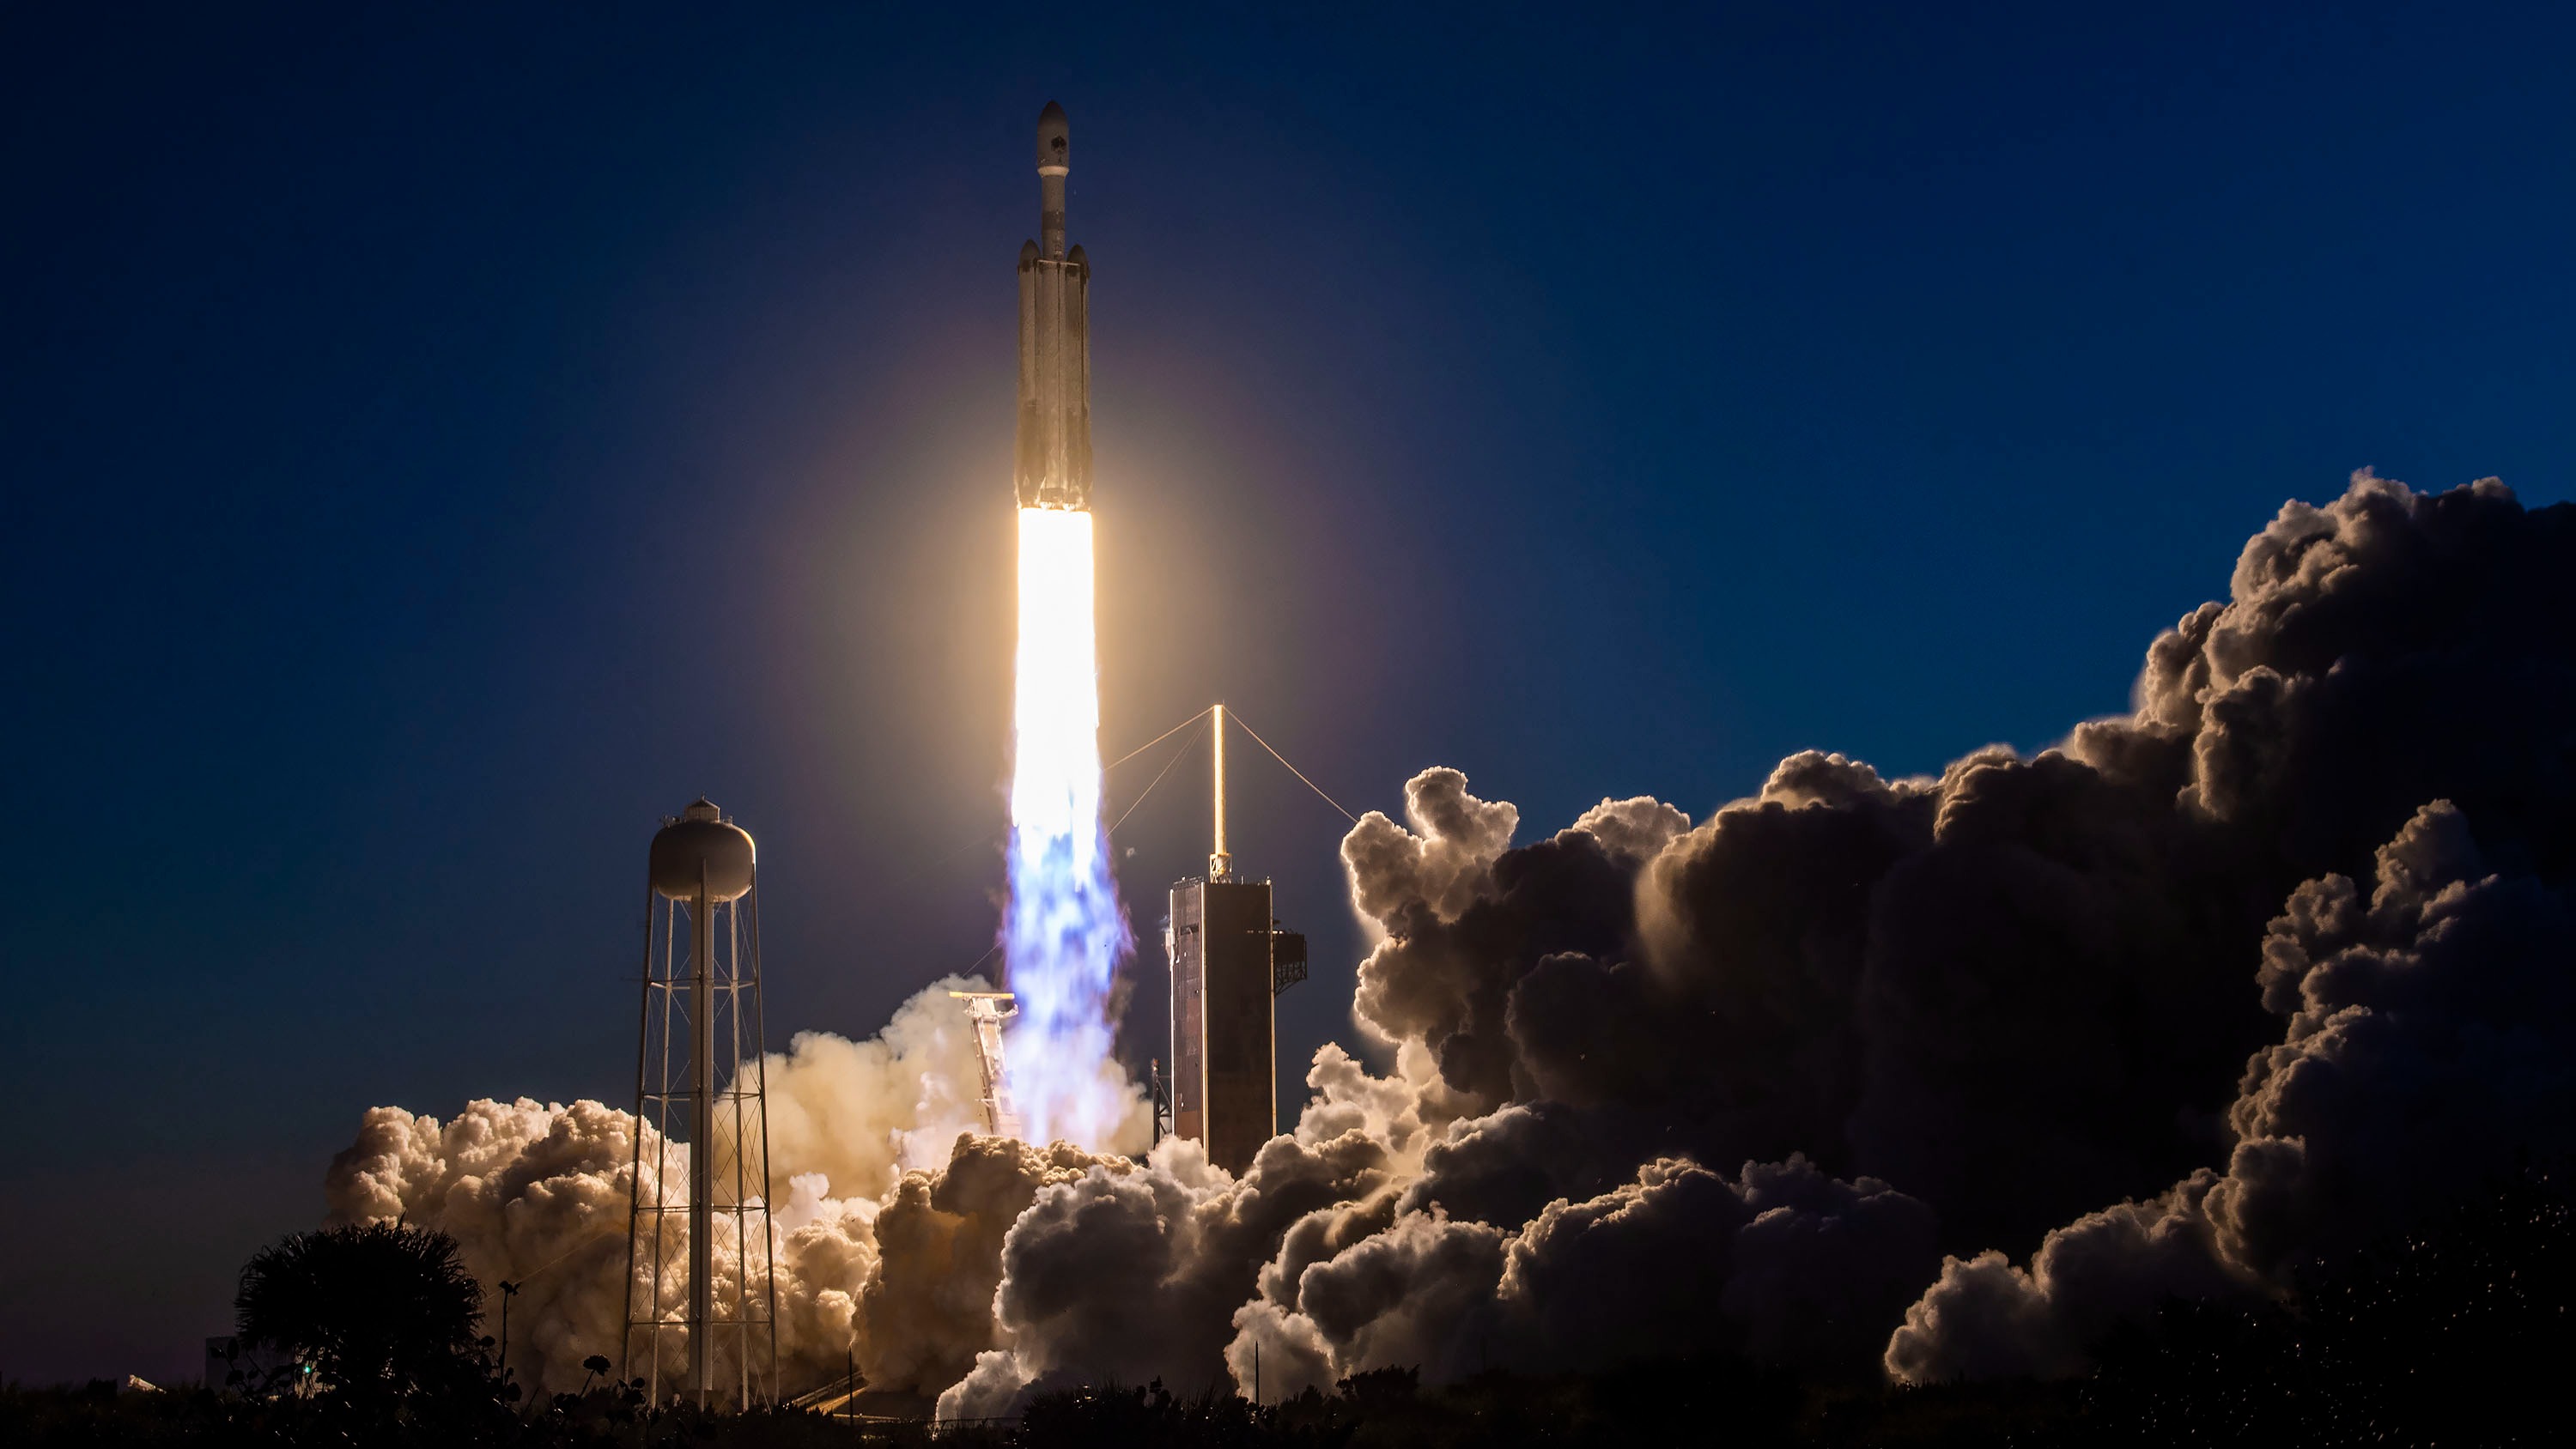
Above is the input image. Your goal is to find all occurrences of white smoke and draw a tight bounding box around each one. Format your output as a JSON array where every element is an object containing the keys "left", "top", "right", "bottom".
[{"left": 326, "top": 977, "right": 1053, "bottom": 1395}]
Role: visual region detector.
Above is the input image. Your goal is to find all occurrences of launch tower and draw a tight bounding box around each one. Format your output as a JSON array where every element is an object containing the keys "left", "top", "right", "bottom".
[
  {"left": 624, "top": 798, "right": 779, "bottom": 1410},
  {"left": 1168, "top": 708, "right": 1307, "bottom": 1174},
  {"left": 949, "top": 988, "right": 1024, "bottom": 1137}
]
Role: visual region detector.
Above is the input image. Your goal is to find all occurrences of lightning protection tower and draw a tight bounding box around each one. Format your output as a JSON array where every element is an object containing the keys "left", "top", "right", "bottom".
[
  {"left": 1168, "top": 707, "right": 1307, "bottom": 1174},
  {"left": 624, "top": 797, "right": 778, "bottom": 1410}
]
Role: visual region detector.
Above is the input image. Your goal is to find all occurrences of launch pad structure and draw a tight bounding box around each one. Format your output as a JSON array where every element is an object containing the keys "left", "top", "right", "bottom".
[
  {"left": 950, "top": 989, "right": 1024, "bottom": 1137},
  {"left": 624, "top": 797, "right": 779, "bottom": 1410},
  {"left": 1168, "top": 707, "right": 1308, "bottom": 1174}
]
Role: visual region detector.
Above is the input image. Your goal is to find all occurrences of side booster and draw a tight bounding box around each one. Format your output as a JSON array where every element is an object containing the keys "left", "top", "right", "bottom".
[{"left": 1016, "top": 100, "right": 1091, "bottom": 512}]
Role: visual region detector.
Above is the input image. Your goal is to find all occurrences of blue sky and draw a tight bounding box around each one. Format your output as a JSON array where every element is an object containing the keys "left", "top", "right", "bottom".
[{"left": 4, "top": 3, "right": 2571, "bottom": 1383}]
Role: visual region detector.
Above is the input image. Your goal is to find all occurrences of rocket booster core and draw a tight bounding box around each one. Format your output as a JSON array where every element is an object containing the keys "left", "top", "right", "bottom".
[{"left": 1016, "top": 100, "right": 1091, "bottom": 511}]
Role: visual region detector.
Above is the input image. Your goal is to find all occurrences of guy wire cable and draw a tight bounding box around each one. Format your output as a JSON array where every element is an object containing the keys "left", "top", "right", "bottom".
[
  {"left": 846, "top": 705, "right": 1217, "bottom": 921},
  {"left": 1109, "top": 711, "right": 1212, "bottom": 834},
  {"left": 1103, "top": 704, "right": 1214, "bottom": 773},
  {"left": 1225, "top": 709, "right": 1363, "bottom": 824}
]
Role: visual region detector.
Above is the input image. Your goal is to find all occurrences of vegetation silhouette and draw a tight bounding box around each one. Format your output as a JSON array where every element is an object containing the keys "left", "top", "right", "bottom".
[
  {"left": 232, "top": 1222, "right": 489, "bottom": 1405},
  {"left": 228, "top": 1220, "right": 529, "bottom": 1440}
]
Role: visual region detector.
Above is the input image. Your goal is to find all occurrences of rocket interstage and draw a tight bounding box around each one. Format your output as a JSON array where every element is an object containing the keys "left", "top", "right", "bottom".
[
  {"left": 1016, "top": 100, "right": 1091, "bottom": 512},
  {"left": 996, "top": 102, "right": 1129, "bottom": 1150}
]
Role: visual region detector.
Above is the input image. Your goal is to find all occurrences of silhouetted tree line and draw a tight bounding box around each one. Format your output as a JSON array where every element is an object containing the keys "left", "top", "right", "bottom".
[{"left": 3, "top": 1165, "right": 2564, "bottom": 1446}]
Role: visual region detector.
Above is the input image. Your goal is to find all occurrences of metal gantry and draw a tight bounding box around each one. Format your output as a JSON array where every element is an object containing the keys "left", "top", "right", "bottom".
[{"left": 949, "top": 990, "right": 1024, "bottom": 1138}]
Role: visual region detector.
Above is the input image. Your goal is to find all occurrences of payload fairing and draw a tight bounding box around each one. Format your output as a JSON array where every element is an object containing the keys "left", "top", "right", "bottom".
[{"left": 1016, "top": 101, "right": 1091, "bottom": 512}]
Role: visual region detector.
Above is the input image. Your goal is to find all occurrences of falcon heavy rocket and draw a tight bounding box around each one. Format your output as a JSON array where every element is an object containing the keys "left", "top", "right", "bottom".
[
  {"left": 1015, "top": 100, "right": 1091, "bottom": 512},
  {"left": 993, "top": 100, "right": 1127, "bottom": 1151}
]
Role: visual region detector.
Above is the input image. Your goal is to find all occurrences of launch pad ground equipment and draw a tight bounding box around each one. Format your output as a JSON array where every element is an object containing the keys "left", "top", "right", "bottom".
[
  {"left": 624, "top": 797, "right": 779, "bottom": 1410},
  {"left": 950, "top": 990, "right": 1025, "bottom": 1137}
]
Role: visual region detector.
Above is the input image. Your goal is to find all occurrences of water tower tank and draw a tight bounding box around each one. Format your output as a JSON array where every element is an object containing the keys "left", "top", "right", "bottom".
[
  {"left": 648, "top": 798, "right": 756, "bottom": 901},
  {"left": 626, "top": 794, "right": 778, "bottom": 1407}
]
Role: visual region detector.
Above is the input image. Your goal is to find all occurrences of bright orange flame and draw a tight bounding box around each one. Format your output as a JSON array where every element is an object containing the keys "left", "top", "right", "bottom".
[
  {"left": 1010, "top": 508, "right": 1101, "bottom": 838},
  {"left": 1000, "top": 506, "right": 1128, "bottom": 1148}
]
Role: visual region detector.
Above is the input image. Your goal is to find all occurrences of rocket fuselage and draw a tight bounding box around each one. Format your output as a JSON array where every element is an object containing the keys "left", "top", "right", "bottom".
[{"left": 1017, "top": 102, "right": 1091, "bottom": 512}]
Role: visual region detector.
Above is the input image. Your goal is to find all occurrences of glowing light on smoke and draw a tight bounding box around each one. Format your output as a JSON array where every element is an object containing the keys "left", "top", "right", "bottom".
[{"left": 1001, "top": 506, "right": 1130, "bottom": 1147}]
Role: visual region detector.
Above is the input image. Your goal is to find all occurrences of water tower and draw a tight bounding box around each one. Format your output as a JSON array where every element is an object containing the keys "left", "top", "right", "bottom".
[{"left": 623, "top": 798, "right": 778, "bottom": 1409}]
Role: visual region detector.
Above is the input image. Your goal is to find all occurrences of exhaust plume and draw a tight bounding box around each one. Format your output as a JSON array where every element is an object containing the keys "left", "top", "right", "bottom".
[{"left": 1001, "top": 505, "right": 1140, "bottom": 1149}]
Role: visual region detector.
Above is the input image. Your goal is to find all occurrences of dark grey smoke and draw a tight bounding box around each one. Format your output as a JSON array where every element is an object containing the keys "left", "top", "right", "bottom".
[
  {"left": 1234, "top": 1152, "right": 1936, "bottom": 1395},
  {"left": 939, "top": 1131, "right": 1400, "bottom": 1415},
  {"left": 1312, "top": 472, "right": 2576, "bottom": 1382},
  {"left": 1357, "top": 475, "right": 2574, "bottom": 1242},
  {"left": 1886, "top": 799, "right": 2576, "bottom": 1378},
  {"left": 927, "top": 470, "right": 2576, "bottom": 1402}
]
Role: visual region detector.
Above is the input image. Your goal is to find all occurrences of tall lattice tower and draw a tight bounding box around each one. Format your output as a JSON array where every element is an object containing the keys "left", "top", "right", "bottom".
[{"left": 624, "top": 797, "right": 778, "bottom": 1409}]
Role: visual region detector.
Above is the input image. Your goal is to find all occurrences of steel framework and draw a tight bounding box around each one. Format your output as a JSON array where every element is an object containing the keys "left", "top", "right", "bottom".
[
  {"left": 623, "top": 802, "right": 779, "bottom": 1410},
  {"left": 949, "top": 990, "right": 1024, "bottom": 1137}
]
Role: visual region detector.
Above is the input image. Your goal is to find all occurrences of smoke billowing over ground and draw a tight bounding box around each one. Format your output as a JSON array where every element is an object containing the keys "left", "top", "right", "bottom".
[{"left": 336, "top": 472, "right": 2576, "bottom": 1409}]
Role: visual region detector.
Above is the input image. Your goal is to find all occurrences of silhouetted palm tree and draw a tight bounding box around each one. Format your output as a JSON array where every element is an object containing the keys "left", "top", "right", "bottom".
[{"left": 234, "top": 1222, "right": 487, "bottom": 1405}]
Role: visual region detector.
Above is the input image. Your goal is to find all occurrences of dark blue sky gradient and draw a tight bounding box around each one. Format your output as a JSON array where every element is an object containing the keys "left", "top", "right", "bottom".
[{"left": 5, "top": 3, "right": 2571, "bottom": 1383}]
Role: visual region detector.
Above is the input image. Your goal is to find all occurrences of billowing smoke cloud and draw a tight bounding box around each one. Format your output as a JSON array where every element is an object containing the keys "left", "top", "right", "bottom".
[
  {"left": 1231, "top": 1150, "right": 1938, "bottom": 1394},
  {"left": 329, "top": 1096, "right": 657, "bottom": 1394},
  {"left": 934, "top": 985, "right": 1941, "bottom": 1410},
  {"left": 1884, "top": 799, "right": 2576, "bottom": 1379},
  {"left": 325, "top": 978, "right": 1144, "bottom": 1394},
  {"left": 335, "top": 471, "right": 2575, "bottom": 1404},
  {"left": 936, "top": 1129, "right": 1404, "bottom": 1417},
  {"left": 862, "top": 1135, "right": 1133, "bottom": 1395},
  {"left": 908, "top": 471, "right": 2576, "bottom": 1402}
]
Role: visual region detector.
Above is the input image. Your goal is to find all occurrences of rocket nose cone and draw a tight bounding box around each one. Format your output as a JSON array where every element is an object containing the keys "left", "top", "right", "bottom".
[{"left": 1036, "top": 100, "right": 1070, "bottom": 168}]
